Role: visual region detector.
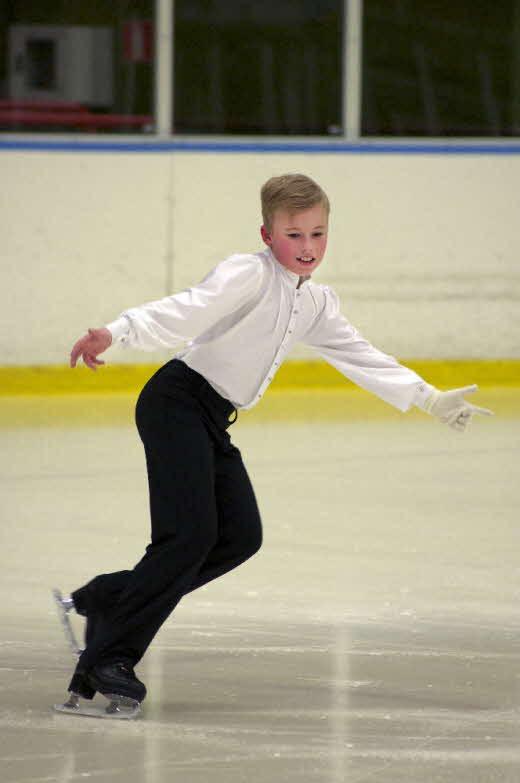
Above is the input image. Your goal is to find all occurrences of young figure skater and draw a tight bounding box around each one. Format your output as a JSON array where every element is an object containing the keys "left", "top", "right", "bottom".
[{"left": 55, "top": 174, "right": 492, "bottom": 718}]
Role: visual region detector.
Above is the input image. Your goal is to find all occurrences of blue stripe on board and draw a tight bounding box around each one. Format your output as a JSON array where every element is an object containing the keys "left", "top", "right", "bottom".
[{"left": 1, "top": 138, "right": 520, "bottom": 154}]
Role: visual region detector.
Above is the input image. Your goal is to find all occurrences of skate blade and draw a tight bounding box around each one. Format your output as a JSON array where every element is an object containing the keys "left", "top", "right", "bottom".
[
  {"left": 53, "top": 693, "right": 141, "bottom": 720},
  {"left": 52, "top": 588, "right": 83, "bottom": 657}
]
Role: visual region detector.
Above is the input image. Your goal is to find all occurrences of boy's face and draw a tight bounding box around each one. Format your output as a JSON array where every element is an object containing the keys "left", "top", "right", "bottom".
[{"left": 261, "top": 204, "right": 328, "bottom": 276}]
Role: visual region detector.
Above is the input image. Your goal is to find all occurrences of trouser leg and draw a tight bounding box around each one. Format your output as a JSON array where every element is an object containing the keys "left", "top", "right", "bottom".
[
  {"left": 72, "top": 571, "right": 132, "bottom": 617},
  {"left": 69, "top": 378, "right": 263, "bottom": 698},
  {"left": 71, "top": 571, "right": 133, "bottom": 649},
  {"left": 100, "top": 442, "right": 263, "bottom": 664},
  {"left": 186, "top": 443, "right": 262, "bottom": 593},
  {"left": 71, "top": 444, "right": 262, "bottom": 617},
  {"left": 70, "top": 395, "right": 219, "bottom": 682}
]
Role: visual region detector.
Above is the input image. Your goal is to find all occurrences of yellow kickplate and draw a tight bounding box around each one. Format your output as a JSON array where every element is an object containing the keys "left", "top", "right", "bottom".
[
  {"left": 0, "top": 360, "right": 519, "bottom": 396},
  {"left": 0, "top": 387, "right": 518, "bottom": 429},
  {"left": 0, "top": 361, "right": 519, "bottom": 427}
]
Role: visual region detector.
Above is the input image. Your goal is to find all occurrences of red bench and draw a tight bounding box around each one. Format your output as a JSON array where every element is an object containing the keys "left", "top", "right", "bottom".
[
  {"left": 0, "top": 100, "right": 89, "bottom": 112},
  {"left": 0, "top": 110, "right": 153, "bottom": 131}
]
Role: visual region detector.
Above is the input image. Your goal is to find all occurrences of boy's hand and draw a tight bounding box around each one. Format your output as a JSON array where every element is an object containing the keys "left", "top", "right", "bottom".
[
  {"left": 424, "top": 385, "right": 493, "bottom": 432},
  {"left": 70, "top": 327, "right": 112, "bottom": 371}
]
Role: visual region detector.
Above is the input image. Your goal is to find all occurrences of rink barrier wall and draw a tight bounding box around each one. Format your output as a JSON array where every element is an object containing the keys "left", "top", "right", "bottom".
[
  {"left": 2, "top": 143, "right": 520, "bottom": 366},
  {"left": 1, "top": 359, "right": 519, "bottom": 396},
  {"left": 2, "top": 141, "right": 518, "bottom": 424}
]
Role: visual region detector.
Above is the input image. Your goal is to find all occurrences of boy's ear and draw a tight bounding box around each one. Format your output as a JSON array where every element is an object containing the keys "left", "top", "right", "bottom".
[{"left": 260, "top": 225, "right": 272, "bottom": 245}]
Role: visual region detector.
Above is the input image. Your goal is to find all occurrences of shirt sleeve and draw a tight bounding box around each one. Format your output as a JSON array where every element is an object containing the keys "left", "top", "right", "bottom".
[
  {"left": 303, "top": 286, "right": 434, "bottom": 412},
  {"left": 105, "top": 254, "right": 263, "bottom": 351}
]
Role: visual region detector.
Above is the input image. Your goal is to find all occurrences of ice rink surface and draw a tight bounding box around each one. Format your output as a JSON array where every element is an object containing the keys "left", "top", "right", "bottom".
[{"left": 1, "top": 388, "right": 519, "bottom": 782}]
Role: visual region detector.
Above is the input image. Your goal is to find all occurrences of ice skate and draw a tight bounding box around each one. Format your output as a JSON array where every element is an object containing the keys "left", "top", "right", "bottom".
[
  {"left": 53, "top": 662, "right": 146, "bottom": 720},
  {"left": 53, "top": 691, "right": 141, "bottom": 720},
  {"left": 88, "top": 662, "right": 147, "bottom": 702},
  {"left": 52, "top": 588, "right": 82, "bottom": 657}
]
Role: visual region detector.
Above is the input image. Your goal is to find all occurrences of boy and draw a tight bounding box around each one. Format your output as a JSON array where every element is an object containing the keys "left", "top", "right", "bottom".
[{"left": 57, "top": 174, "right": 492, "bottom": 717}]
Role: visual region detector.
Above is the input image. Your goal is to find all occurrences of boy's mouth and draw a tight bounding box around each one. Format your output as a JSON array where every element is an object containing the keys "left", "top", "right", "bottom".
[{"left": 296, "top": 257, "right": 316, "bottom": 265}]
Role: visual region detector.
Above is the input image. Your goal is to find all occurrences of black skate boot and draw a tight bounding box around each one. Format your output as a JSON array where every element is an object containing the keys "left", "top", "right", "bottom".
[{"left": 87, "top": 662, "right": 147, "bottom": 703}]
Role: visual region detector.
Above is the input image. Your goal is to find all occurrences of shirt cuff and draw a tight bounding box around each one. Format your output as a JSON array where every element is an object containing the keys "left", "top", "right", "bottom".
[
  {"left": 106, "top": 316, "right": 130, "bottom": 344},
  {"left": 412, "top": 381, "right": 437, "bottom": 410}
]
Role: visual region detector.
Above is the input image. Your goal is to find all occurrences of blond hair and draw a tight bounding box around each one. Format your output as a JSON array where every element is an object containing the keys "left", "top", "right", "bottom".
[{"left": 261, "top": 174, "right": 330, "bottom": 232}]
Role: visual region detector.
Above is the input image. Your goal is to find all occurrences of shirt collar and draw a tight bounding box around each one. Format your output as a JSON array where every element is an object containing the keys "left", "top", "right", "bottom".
[{"left": 264, "top": 247, "right": 311, "bottom": 288}]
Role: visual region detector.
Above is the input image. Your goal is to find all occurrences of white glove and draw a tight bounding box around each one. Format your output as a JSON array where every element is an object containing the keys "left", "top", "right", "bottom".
[{"left": 423, "top": 384, "right": 493, "bottom": 432}]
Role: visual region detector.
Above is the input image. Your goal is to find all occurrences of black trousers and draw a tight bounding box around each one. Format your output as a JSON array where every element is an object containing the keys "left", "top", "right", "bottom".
[{"left": 68, "top": 359, "right": 262, "bottom": 696}]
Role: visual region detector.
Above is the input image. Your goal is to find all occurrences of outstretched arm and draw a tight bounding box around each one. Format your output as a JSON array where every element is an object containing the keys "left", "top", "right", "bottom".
[
  {"left": 69, "top": 254, "right": 263, "bottom": 369},
  {"left": 303, "top": 286, "right": 433, "bottom": 412},
  {"left": 104, "top": 254, "right": 263, "bottom": 352},
  {"left": 303, "top": 286, "right": 494, "bottom": 430}
]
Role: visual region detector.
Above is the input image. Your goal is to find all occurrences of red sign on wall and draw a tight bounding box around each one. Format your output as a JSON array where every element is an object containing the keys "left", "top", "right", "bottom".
[{"left": 122, "top": 20, "right": 153, "bottom": 63}]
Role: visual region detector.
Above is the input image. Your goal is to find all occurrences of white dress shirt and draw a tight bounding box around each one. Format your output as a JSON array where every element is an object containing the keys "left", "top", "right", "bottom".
[{"left": 106, "top": 247, "right": 433, "bottom": 411}]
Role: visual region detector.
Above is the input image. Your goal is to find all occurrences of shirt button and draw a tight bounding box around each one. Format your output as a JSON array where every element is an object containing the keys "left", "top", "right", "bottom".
[
  {"left": 294, "top": 310, "right": 299, "bottom": 314},
  {"left": 288, "top": 330, "right": 292, "bottom": 334}
]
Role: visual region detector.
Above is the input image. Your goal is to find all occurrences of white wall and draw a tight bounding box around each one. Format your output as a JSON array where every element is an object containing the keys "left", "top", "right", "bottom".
[{"left": 1, "top": 148, "right": 519, "bottom": 365}]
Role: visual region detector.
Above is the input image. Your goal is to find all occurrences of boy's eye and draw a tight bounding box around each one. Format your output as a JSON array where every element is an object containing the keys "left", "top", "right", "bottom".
[{"left": 286, "top": 232, "right": 325, "bottom": 238}]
